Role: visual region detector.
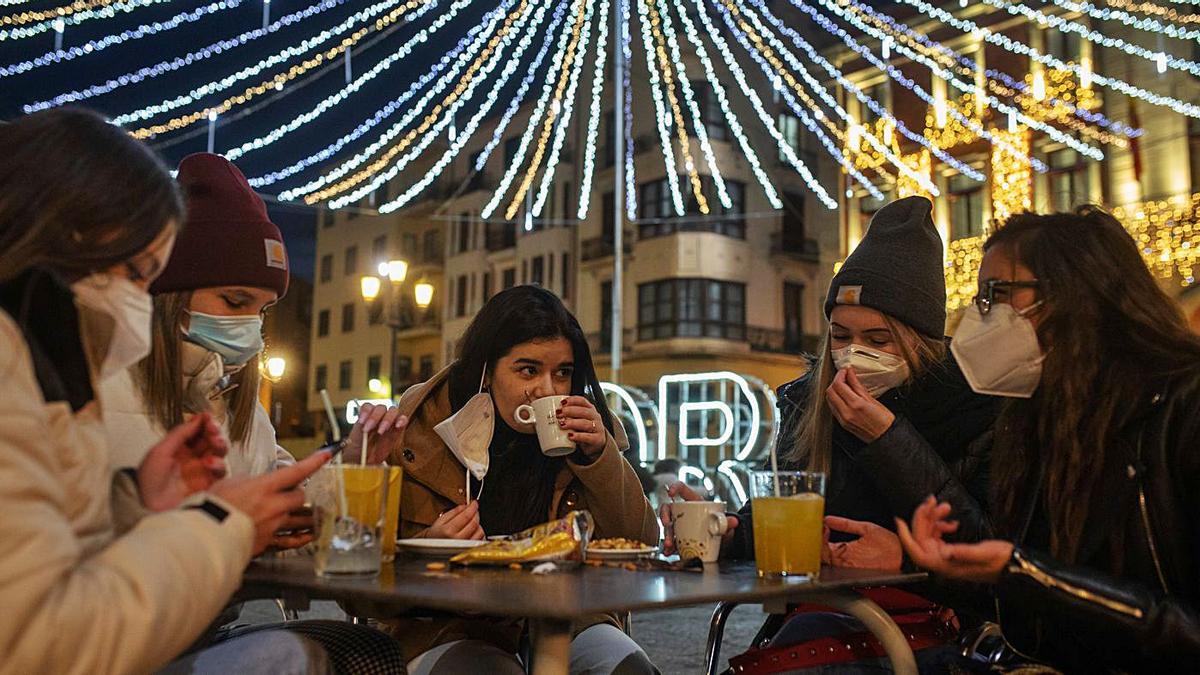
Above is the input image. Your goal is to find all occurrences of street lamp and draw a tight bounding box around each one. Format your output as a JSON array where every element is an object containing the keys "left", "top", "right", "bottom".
[
  {"left": 368, "top": 378, "right": 385, "bottom": 395},
  {"left": 360, "top": 275, "right": 382, "bottom": 301},
  {"left": 386, "top": 259, "right": 408, "bottom": 284},
  {"left": 414, "top": 280, "right": 434, "bottom": 309},
  {"left": 265, "top": 356, "right": 287, "bottom": 379}
]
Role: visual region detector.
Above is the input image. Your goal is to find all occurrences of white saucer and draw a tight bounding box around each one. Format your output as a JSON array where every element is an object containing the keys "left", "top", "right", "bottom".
[{"left": 396, "top": 538, "right": 488, "bottom": 557}]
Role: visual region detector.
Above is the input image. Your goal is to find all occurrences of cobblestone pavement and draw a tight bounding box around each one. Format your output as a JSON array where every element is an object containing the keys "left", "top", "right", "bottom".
[{"left": 241, "top": 599, "right": 768, "bottom": 673}]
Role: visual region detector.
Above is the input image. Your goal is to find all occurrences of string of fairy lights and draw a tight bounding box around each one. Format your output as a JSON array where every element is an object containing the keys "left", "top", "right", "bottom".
[{"left": 9, "top": 0, "right": 1200, "bottom": 290}]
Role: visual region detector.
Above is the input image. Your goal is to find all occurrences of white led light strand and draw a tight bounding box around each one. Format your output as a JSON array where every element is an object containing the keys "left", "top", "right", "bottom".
[
  {"left": 889, "top": 0, "right": 1200, "bottom": 118},
  {"left": 978, "top": 0, "right": 1200, "bottom": 77},
  {"left": 279, "top": 0, "right": 519, "bottom": 201},
  {"left": 622, "top": 0, "right": 637, "bottom": 219},
  {"left": 657, "top": 0, "right": 731, "bottom": 209},
  {"left": 746, "top": 0, "right": 984, "bottom": 182},
  {"left": 111, "top": 0, "right": 411, "bottom": 127},
  {"left": 2, "top": 1, "right": 241, "bottom": 78},
  {"left": 230, "top": 0, "right": 468, "bottom": 172},
  {"left": 576, "top": 0, "right": 610, "bottom": 219},
  {"left": 382, "top": 0, "right": 562, "bottom": 213},
  {"left": 722, "top": 0, "right": 935, "bottom": 195},
  {"left": 691, "top": 0, "right": 837, "bottom": 208},
  {"left": 325, "top": 0, "right": 538, "bottom": 208},
  {"left": 1049, "top": 0, "right": 1200, "bottom": 41},
  {"left": 1, "top": 0, "right": 172, "bottom": 42},
  {"left": 672, "top": 0, "right": 781, "bottom": 208},
  {"left": 23, "top": 0, "right": 345, "bottom": 112},
  {"left": 531, "top": 0, "right": 599, "bottom": 217},
  {"left": 480, "top": 0, "right": 586, "bottom": 219},
  {"left": 634, "top": 0, "right": 685, "bottom": 216}
]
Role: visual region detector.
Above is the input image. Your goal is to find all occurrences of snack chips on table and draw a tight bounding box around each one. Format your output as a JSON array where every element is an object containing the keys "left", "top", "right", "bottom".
[{"left": 450, "top": 511, "right": 594, "bottom": 567}]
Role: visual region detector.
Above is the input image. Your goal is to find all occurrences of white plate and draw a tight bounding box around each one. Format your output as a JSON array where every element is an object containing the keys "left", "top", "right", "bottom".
[
  {"left": 396, "top": 538, "right": 488, "bottom": 557},
  {"left": 587, "top": 546, "right": 658, "bottom": 561}
]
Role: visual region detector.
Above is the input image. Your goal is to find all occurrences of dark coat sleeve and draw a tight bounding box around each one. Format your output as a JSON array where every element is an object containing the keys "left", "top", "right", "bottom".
[{"left": 846, "top": 417, "right": 993, "bottom": 542}]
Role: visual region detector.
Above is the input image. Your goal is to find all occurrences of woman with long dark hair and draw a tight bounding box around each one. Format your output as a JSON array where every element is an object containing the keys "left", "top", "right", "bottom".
[
  {"left": 387, "top": 284, "right": 658, "bottom": 674},
  {"left": 899, "top": 206, "right": 1200, "bottom": 671}
]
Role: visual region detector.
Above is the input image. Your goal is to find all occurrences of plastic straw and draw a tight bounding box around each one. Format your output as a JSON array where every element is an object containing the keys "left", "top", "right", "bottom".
[
  {"left": 319, "top": 389, "right": 341, "bottom": 442},
  {"left": 360, "top": 432, "right": 368, "bottom": 467},
  {"left": 465, "top": 465, "right": 471, "bottom": 504},
  {"left": 768, "top": 438, "right": 781, "bottom": 498}
]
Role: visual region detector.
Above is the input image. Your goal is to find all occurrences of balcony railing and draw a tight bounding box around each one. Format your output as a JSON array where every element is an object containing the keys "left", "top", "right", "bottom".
[
  {"left": 580, "top": 232, "right": 633, "bottom": 262},
  {"left": 770, "top": 232, "right": 821, "bottom": 262},
  {"left": 746, "top": 326, "right": 821, "bottom": 355},
  {"left": 486, "top": 228, "right": 517, "bottom": 252}
]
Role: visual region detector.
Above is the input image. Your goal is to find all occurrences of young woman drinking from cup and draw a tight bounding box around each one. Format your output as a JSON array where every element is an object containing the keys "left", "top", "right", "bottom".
[
  {"left": 0, "top": 108, "right": 364, "bottom": 674},
  {"left": 386, "top": 284, "right": 659, "bottom": 675},
  {"left": 666, "top": 197, "right": 998, "bottom": 670},
  {"left": 898, "top": 207, "right": 1200, "bottom": 671}
]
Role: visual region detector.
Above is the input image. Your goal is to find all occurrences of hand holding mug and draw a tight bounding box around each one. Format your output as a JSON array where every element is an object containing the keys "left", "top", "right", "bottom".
[
  {"left": 555, "top": 395, "right": 607, "bottom": 458},
  {"left": 658, "top": 482, "right": 739, "bottom": 555}
]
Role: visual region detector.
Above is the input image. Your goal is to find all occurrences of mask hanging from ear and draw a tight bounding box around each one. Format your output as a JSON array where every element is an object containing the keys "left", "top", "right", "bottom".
[{"left": 434, "top": 368, "right": 493, "bottom": 497}]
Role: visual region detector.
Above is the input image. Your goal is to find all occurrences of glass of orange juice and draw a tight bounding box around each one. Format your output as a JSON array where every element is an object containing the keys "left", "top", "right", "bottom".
[
  {"left": 750, "top": 470, "right": 826, "bottom": 579},
  {"left": 307, "top": 465, "right": 391, "bottom": 577}
]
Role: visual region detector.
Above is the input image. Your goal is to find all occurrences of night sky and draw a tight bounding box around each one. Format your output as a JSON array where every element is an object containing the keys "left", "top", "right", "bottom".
[{"left": 1, "top": 0, "right": 497, "bottom": 281}]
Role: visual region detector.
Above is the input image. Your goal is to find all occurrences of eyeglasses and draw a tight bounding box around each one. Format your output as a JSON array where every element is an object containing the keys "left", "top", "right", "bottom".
[{"left": 972, "top": 279, "right": 1040, "bottom": 315}]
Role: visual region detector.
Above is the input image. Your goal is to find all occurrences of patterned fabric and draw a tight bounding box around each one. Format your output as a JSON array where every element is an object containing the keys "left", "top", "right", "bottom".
[{"left": 216, "top": 621, "right": 406, "bottom": 675}]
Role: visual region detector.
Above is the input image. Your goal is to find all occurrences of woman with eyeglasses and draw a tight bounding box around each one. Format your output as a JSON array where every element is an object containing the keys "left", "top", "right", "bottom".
[{"left": 898, "top": 206, "right": 1200, "bottom": 671}]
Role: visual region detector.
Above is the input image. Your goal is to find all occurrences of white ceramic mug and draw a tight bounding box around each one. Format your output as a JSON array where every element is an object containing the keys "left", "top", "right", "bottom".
[
  {"left": 515, "top": 395, "right": 574, "bottom": 457},
  {"left": 669, "top": 500, "right": 730, "bottom": 563}
]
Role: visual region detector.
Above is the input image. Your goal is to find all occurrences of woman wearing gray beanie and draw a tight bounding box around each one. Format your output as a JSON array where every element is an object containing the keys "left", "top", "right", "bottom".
[{"left": 670, "top": 196, "right": 1000, "bottom": 671}]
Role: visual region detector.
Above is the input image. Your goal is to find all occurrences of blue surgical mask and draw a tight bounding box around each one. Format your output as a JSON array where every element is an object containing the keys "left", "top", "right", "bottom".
[{"left": 184, "top": 311, "right": 264, "bottom": 366}]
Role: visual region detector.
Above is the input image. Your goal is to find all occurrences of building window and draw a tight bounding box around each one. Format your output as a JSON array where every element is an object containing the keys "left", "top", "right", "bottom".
[
  {"left": 602, "top": 191, "right": 615, "bottom": 243},
  {"left": 344, "top": 246, "right": 358, "bottom": 277},
  {"left": 368, "top": 300, "right": 383, "bottom": 325},
  {"left": 338, "top": 360, "right": 352, "bottom": 390},
  {"left": 531, "top": 256, "right": 545, "bottom": 286},
  {"left": 1046, "top": 147, "right": 1089, "bottom": 212},
  {"left": 319, "top": 254, "right": 333, "bottom": 283},
  {"left": 503, "top": 267, "right": 516, "bottom": 289},
  {"left": 456, "top": 274, "right": 468, "bottom": 317},
  {"left": 419, "top": 355, "right": 434, "bottom": 381},
  {"left": 367, "top": 355, "right": 381, "bottom": 383},
  {"left": 423, "top": 229, "right": 440, "bottom": 262},
  {"left": 783, "top": 282, "right": 805, "bottom": 352},
  {"left": 321, "top": 209, "right": 335, "bottom": 229},
  {"left": 781, "top": 191, "right": 807, "bottom": 249},
  {"left": 948, "top": 174, "right": 984, "bottom": 240},
  {"left": 504, "top": 137, "right": 521, "bottom": 167},
  {"left": 637, "top": 278, "right": 746, "bottom": 341},
  {"left": 1044, "top": 27, "right": 1082, "bottom": 64},
  {"left": 482, "top": 272, "right": 492, "bottom": 302},
  {"left": 395, "top": 355, "right": 413, "bottom": 384},
  {"left": 372, "top": 236, "right": 387, "bottom": 267},
  {"left": 779, "top": 113, "right": 802, "bottom": 163},
  {"left": 341, "top": 303, "right": 355, "bottom": 333},
  {"left": 486, "top": 223, "right": 516, "bottom": 251},
  {"left": 691, "top": 80, "right": 727, "bottom": 141},
  {"left": 457, "top": 214, "right": 471, "bottom": 254},
  {"left": 859, "top": 191, "right": 888, "bottom": 236},
  {"left": 638, "top": 176, "right": 746, "bottom": 239},
  {"left": 603, "top": 109, "right": 616, "bottom": 167},
  {"left": 600, "top": 280, "right": 613, "bottom": 351},
  {"left": 314, "top": 364, "right": 327, "bottom": 392},
  {"left": 317, "top": 309, "right": 330, "bottom": 337},
  {"left": 521, "top": 259, "right": 528, "bottom": 284},
  {"left": 561, "top": 253, "right": 570, "bottom": 298},
  {"left": 562, "top": 180, "right": 573, "bottom": 221}
]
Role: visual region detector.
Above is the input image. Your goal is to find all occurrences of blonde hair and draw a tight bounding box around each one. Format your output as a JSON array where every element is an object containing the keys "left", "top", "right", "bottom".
[
  {"left": 785, "top": 314, "right": 945, "bottom": 473},
  {"left": 135, "top": 291, "right": 261, "bottom": 446}
]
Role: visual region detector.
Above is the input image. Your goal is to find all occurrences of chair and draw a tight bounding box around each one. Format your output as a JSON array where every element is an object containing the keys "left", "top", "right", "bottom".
[{"left": 704, "top": 601, "right": 740, "bottom": 675}]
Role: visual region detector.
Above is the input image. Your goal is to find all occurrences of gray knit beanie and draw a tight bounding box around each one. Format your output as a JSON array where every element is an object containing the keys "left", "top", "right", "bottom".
[{"left": 823, "top": 196, "right": 946, "bottom": 338}]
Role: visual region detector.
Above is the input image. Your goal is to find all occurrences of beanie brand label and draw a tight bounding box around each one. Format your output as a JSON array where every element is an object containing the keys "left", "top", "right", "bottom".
[
  {"left": 836, "top": 285, "right": 863, "bottom": 305},
  {"left": 264, "top": 239, "right": 288, "bottom": 271}
]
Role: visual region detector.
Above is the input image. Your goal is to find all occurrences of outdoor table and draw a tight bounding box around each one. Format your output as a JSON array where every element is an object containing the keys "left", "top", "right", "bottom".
[{"left": 240, "top": 557, "right": 926, "bottom": 675}]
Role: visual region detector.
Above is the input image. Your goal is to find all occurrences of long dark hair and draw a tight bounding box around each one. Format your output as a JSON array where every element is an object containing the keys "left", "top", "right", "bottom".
[
  {"left": 0, "top": 108, "right": 183, "bottom": 282},
  {"left": 988, "top": 206, "right": 1200, "bottom": 563},
  {"left": 447, "top": 284, "right": 615, "bottom": 434}
]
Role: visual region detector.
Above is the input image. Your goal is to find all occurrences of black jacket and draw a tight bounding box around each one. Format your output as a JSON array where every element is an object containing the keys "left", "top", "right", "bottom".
[
  {"left": 994, "top": 368, "right": 1200, "bottom": 672},
  {"left": 727, "top": 348, "right": 998, "bottom": 557}
]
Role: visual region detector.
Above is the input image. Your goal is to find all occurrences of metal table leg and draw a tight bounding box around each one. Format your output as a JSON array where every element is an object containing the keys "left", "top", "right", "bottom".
[
  {"left": 705, "top": 602, "right": 740, "bottom": 675},
  {"left": 529, "top": 618, "right": 573, "bottom": 675},
  {"left": 806, "top": 589, "right": 918, "bottom": 675}
]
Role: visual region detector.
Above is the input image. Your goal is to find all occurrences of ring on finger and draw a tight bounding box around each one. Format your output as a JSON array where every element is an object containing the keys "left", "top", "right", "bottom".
[{"left": 590, "top": 420, "right": 596, "bottom": 432}]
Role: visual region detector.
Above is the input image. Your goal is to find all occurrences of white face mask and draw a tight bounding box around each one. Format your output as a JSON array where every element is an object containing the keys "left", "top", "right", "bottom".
[
  {"left": 951, "top": 302, "right": 1044, "bottom": 398},
  {"left": 831, "top": 344, "right": 911, "bottom": 397},
  {"left": 433, "top": 369, "right": 493, "bottom": 499},
  {"left": 71, "top": 273, "right": 153, "bottom": 381}
]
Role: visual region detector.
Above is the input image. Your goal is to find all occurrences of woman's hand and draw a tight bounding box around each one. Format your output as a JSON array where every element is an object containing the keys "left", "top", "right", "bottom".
[
  {"left": 823, "top": 515, "right": 903, "bottom": 571},
  {"left": 210, "top": 451, "right": 332, "bottom": 556},
  {"left": 345, "top": 403, "right": 409, "bottom": 464},
  {"left": 138, "top": 412, "right": 229, "bottom": 512},
  {"left": 557, "top": 395, "right": 607, "bottom": 458},
  {"left": 895, "top": 496, "right": 1013, "bottom": 583},
  {"left": 826, "top": 368, "right": 896, "bottom": 443},
  {"left": 424, "top": 501, "right": 485, "bottom": 540},
  {"left": 657, "top": 482, "right": 739, "bottom": 555},
  {"left": 268, "top": 507, "right": 315, "bottom": 551}
]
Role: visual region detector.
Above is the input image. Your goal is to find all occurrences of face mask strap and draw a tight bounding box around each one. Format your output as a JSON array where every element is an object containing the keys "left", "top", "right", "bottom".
[{"left": 1016, "top": 300, "right": 1045, "bottom": 318}]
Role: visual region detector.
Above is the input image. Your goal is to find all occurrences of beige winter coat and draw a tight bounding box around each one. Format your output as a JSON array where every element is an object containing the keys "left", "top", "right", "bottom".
[
  {"left": 0, "top": 305, "right": 255, "bottom": 674},
  {"left": 101, "top": 341, "right": 294, "bottom": 476}
]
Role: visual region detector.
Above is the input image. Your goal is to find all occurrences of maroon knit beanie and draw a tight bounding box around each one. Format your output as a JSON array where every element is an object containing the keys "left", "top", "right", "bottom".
[{"left": 151, "top": 153, "right": 289, "bottom": 298}]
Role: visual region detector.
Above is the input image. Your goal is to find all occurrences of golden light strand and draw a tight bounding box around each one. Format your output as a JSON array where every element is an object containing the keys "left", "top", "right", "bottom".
[
  {"left": 646, "top": 0, "right": 708, "bottom": 214},
  {"left": 504, "top": 0, "right": 589, "bottom": 219},
  {"left": 2, "top": 0, "right": 116, "bottom": 26},
  {"left": 304, "top": 0, "right": 531, "bottom": 205},
  {"left": 989, "top": 126, "right": 1033, "bottom": 226},
  {"left": 1103, "top": 0, "right": 1200, "bottom": 25},
  {"left": 896, "top": 149, "right": 933, "bottom": 200}
]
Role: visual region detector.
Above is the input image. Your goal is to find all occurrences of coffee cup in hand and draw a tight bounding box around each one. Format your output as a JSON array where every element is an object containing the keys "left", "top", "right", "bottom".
[{"left": 515, "top": 395, "right": 574, "bottom": 457}]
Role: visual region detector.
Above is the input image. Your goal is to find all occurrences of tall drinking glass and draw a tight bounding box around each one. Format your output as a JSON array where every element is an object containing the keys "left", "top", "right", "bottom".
[
  {"left": 750, "top": 470, "right": 826, "bottom": 579},
  {"left": 307, "top": 465, "right": 391, "bottom": 577}
]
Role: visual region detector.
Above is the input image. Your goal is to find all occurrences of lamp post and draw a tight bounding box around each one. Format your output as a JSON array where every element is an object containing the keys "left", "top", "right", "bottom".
[{"left": 362, "top": 259, "right": 432, "bottom": 402}]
